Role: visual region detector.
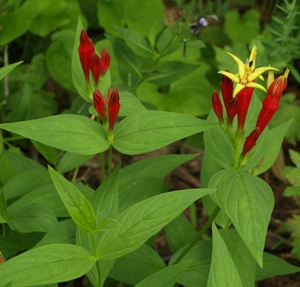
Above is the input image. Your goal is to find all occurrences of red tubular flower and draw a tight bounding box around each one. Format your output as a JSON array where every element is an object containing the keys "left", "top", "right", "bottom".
[
  {"left": 212, "top": 90, "right": 223, "bottom": 121},
  {"left": 236, "top": 86, "right": 254, "bottom": 131},
  {"left": 227, "top": 97, "right": 238, "bottom": 123},
  {"left": 220, "top": 70, "right": 233, "bottom": 106},
  {"left": 220, "top": 71, "right": 237, "bottom": 123},
  {"left": 93, "top": 89, "right": 106, "bottom": 121},
  {"left": 78, "top": 29, "right": 95, "bottom": 84},
  {"left": 100, "top": 48, "right": 110, "bottom": 75},
  {"left": 242, "top": 127, "right": 260, "bottom": 156},
  {"left": 107, "top": 87, "right": 120, "bottom": 131},
  {"left": 91, "top": 53, "right": 102, "bottom": 85},
  {"left": 242, "top": 69, "right": 289, "bottom": 156},
  {"left": 255, "top": 73, "right": 288, "bottom": 134}
]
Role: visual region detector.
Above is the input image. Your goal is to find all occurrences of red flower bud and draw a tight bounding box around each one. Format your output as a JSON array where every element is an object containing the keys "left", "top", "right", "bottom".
[
  {"left": 107, "top": 87, "right": 120, "bottom": 131},
  {"left": 227, "top": 97, "right": 238, "bottom": 123},
  {"left": 91, "top": 53, "right": 102, "bottom": 85},
  {"left": 212, "top": 90, "right": 223, "bottom": 121},
  {"left": 236, "top": 86, "right": 254, "bottom": 131},
  {"left": 242, "top": 127, "right": 260, "bottom": 156},
  {"left": 93, "top": 89, "right": 106, "bottom": 121},
  {"left": 78, "top": 29, "right": 95, "bottom": 84},
  {"left": 100, "top": 48, "right": 110, "bottom": 75}
]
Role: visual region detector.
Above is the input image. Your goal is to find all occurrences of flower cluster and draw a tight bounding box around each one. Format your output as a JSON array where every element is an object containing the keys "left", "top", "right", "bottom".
[
  {"left": 78, "top": 29, "right": 120, "bottom": 131},
  {"left": 211, "top": 46, "right": 289, "bottom": 165}
]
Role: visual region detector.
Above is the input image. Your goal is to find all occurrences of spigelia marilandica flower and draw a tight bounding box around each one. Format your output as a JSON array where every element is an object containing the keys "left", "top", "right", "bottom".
[
  {"left": 78, "top": 29, "right": 95, "bottom": 85},
  {"left": 212, "top": 90, "right": 223, "bottom": 121},
  {"left": 93, "top": 89, "right": 106, "bottom": 121},
  {"left": 107, "top": 87, "right": 120, "bottom": 131},
  {"left": 242, "top": 68, "right": 289, "bottom": 156},
  {"left": 218, "top": 46, "right": 278, "bottom": 97},
  {"left": 78, "top": 29, "right": 111, "bottom": 90}
]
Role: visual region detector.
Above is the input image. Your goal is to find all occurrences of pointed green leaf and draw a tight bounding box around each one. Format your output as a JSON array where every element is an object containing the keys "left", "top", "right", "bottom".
[
  {"left": 0, "top": 244, "right": 96, "bottom": 287},
  {"left": 35, "top": 219, "right": 76, "bottom": 247},
  {"left": 0, "top": 115, "right": 110, "bottom": 155},
  {"left": 169, "top": 241, "right": 212, "bottom": 287},
  {"left": 208, "top": 224, "right": 243, "bottom": 287},
  {"left": 57, "top": 152, "right": 93, "bottom": 174},
  {"left": 165, "top": 213, "right": 196, "bottom": 253},
  {"left": 208, "top": 170, "right": 274, "bottom": 266},
  {"left": 31, "top": 140, "right": 59, "bottom": 165},
  {"left": 255, "top": 252, "right": 300, "bottom": 281},
  {"left": 118, "top": 91, "right": 147, "bottom": 117},
  {"left": 252, "top": 120, "right": 293, "bottom": 175},
  {"left": 146, "top": 61, "right": 198, "bottom": 86},
  {"left": 136, "top": 261, "right": 191, "bottom": 287},
  {"left": 97, "top": 188, "right": 215, "bottom": 260},
  {"left": 113, "top": 111, "right": 216, "bottom": 155},
  {"left": 7, "top": 204, "right": 58, "bottom": 233},
  {"left": 219, "top": 229, "right": 256, "bottom": 287},
  {"left": 114, "top": 26, "right": 158, "bottom": 58},
  {"left": 109, "top": 244, "right": 165, "bottom": 285},
  {"left": 0, "top": 62, "right": 23, "bottom": 81},
  {"left": 49, "top": 166, "right": 96, "bottom": 233}
]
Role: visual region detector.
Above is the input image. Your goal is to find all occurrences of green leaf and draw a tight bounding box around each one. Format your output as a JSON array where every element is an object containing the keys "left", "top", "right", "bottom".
[
  {"left": 35, "top": 219, "right": 76, "bottom": 247},
  {"left": 77, "top": 162, "right": 120, "bottom": 287},
  {"left": 119, "top": 154, "right": 197, "bottom": 187},
  {"left": 169, "top": 241, "right": 212, "bottom": 287},
  {"left": 208, "top": 170, "right": 274, "bottom": 266},
  {"left": 97, "top": 188, "right": 215, "bottom": 260},
  {"left": 0, "top": 188, "right": 7, "bottom": 223},
  {"left": 47, "top": 30, "right": 77, "bottom": 92},
  {"left": 109, "top": 244, "right": 165, "bottom": 285},
  {"left": 32, "top": 140, "right": 59, "bottom": 165},
  {"left": 113, "top": 111, "right": 216, "bottom": 155},
  {"left": 0, "top": 244, "right": 96, "bottom": 286},
  {"left": 118, "top": 91, "right": 147, "bottom": 117},
  {"left": 224, "top": 10, "right": 260, "bottom": 44},
  {"left": 165, "top": 213, "right": 196, "bottom": 253},
  {"left": 0, "top": 115, "right": 110, "bottom": 155},
  {"left": 270, "top": 93, "right": 300, "bottom": 144},
  {"left": 135, "top": 261, "right": 191, "bottom": 287},
  {"left": 145, "top": 61, "right": 198, "bottom": 86},
  {"left": 207, "top": 224, "right": 244, "bottom": 287},
  {"left": 289, "top": 149, "right": 300, "bottom": 168},
  {"left": 107, "top": 35, "right": 142, "bottom": 78},
  {"left": 57, "top": 152, "right": 93, "bottom": 174},
  {"left": 7, "top": 204, "right": 58, "bottom": 233},
  {"left": 29, "top": 0, "right": 69, "bottom": 36},
  {"left": 114, "top": 26, "right": 158, "bottom": 58},
  {"left": 252, "top": 120, "right": 292, "bottom": 175},
  {"left": 118, "top": 177, "right": 166, "bottom": 213},
  {"left": 97, "top": 0, "right": 164, "bottom": 37},
  {"left": 49, "top": 166, "right": 96, "bottom": 233},
  {"left": 219, "top": 229, "right": 256, "bottom": 287},
  {"left": 255, "top": 252, "right": 300, "bottom": 281},
  {"left": 0, "top": 62, "right": 23, "bottom": 81},
  {"left": 0, "top": 0, "right": 39, "bottom": 45}
]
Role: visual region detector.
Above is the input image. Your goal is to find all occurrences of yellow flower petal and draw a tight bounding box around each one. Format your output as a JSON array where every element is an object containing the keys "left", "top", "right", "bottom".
[
  {"left": 218, "top": 71, "right": 239, "bottom": 83},
  {"left": 248, "top": 66, "right": 278, "bottom": 82},
  {"left": 246, "top": 82, "right": 266, "bottom": 92},
  {"left": 227, "top": 52, "right": 245, "bottom": 80},
  {"left": 233, "top": 83, "right": 245, "bottom": 97}
]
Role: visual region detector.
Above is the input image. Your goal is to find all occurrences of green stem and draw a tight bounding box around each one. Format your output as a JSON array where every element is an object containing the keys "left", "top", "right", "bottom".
[
  {"left": 107, "top": 145, "right": 113, "bottom": 176},
  {"left": 3, "top": 136, "right": 24, "bottom": 143},
  {"left": 71, "top": 166, "right": 79, "bottom": 182},
  {"left": 90, "top": 234, "right": 102, "bottom": 287},
  {"left": 172, "top": 205, "right": 220, "bottom": 265},
  {"left": 100, "top": 152, "right": 106, "bottom": 183}
]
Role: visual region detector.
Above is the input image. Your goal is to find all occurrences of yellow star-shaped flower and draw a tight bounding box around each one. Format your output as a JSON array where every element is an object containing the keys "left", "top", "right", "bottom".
[{"left": 218, "top": 46, "right": 278, "bottom": 97}]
